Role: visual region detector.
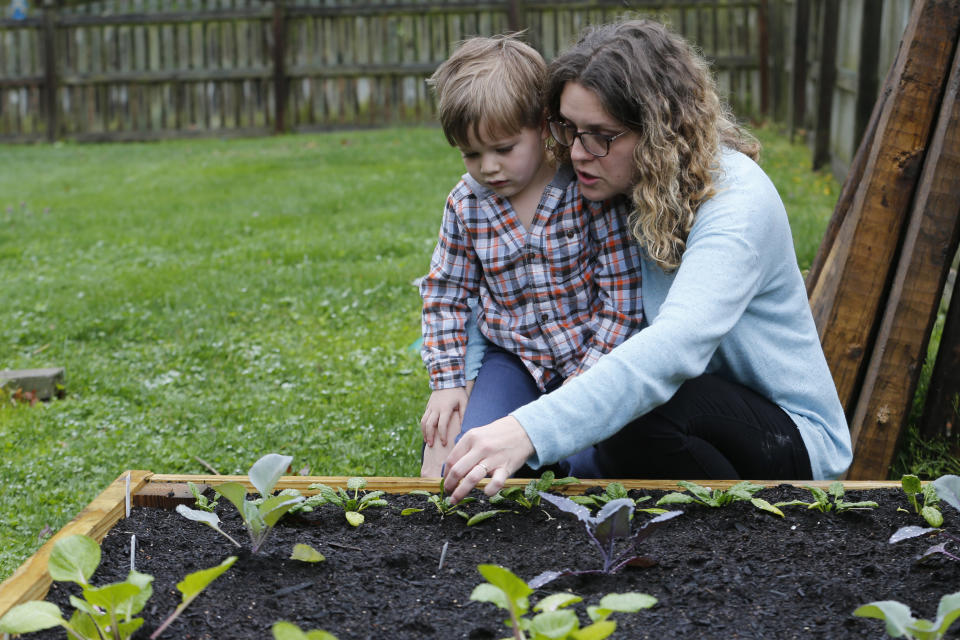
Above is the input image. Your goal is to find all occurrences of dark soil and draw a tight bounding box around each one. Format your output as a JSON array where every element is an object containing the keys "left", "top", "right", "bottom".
[{"left": 32, "top": 485, "right": 960, "bottom": 639}]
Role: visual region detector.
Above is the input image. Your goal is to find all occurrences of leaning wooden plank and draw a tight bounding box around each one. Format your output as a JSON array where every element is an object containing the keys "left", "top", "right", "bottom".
[
  {"left": 846, "top": 40, "right": 960, "bottom": 479},
  {"left": 808, "top": 0, "right": 960, "bottom": 410},
  {"left": 0, "top": 470, "right": 153, "bottom": 618},
  {"left": 919, "top": 263, "right": 960, "bottom": 440}
]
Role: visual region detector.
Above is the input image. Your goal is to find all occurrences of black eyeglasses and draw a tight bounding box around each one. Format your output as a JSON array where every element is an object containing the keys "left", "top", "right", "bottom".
[{"left": 548, "top": 119, "right": 629, "bottom": 158}]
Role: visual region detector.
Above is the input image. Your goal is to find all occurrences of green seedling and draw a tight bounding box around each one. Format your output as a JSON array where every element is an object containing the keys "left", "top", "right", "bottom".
[
  {"left": 308, "top": 477, "right": 387, "bottom": 526},
  {"left": 148, "top": 556, "right": 237, "bottom": 639},
  {"left": 570, "top": 482, "right": 670, "bottom": 514},
  {"left": 272, "top": 621, "right": 339, "bottom": 639},
  {"left": 854, "top": 591, "right": 960, "bottom": 639},
  {"left": 890, "top": 475, "right": 960, "bottom": 563},
  {"left": 0, "top": 534, "right": 234, "bottom": 640},
  {"left": 470, "top": 563, "right": 656, "bottom": 640},
  {"left": 489, "top": 471, "right": 579, "bottom": 510},
  {"left": 774, "top": 481, "right": 878, "bottom": 513},
  {"left": 187, "top": 481, "right": 219, "bottom": 513},
  {"left": 401, "top": 478, "right": 508, "bottom": 526},
  {"left": 290, "top": 543, "right": 325, "bottom": 563},
  {"left": 177, "top": 453, "right": 303, "bottom": 553},
  {"left": 899, "top": 474, "right": 944, "bottom": 527},
  {"left": 656, "top": 480, "right": 785, "bottom": 516}
]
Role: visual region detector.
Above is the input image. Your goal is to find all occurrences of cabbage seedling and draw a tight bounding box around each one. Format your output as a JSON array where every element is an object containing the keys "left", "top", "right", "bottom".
[
  {"left": 470, "top": 564, "right": 656, "bottom": 640},
  {"left": 402, "top": 478, "right": 508, "bottom": 525},
  {"left": 308, "top": 477, "right": 387, "bottom": 526},
  {"left": 657, "top": 480, "right": 785, "bottom": 516},
  {"left": 899, "top": 475, "right": 943, "bottom": 527},
  {"left": 570, "top": 481, "right": 669, "bottom": 514},
  {"left": 854, "top": 591, "right": 960, "bottom": 639},
  {"left": 889, "top": 475, "right": 960, "bottom": 563},
  {"left": 272, "top": 620, "right": 339, "bottom": 639},
  {"left": 0, "top": 534, "right": 235, "bottom": 640},
  {"left": 530, "top": 492, "right": 681, "bottom": 588},
  {"left": 187, "top": 481, "right": 219, "bottom": 513},
  {"left": 774, "top": 481, "right": 878, "bottom": 513},
  {"left": 488, "top": 471, "right": 579, "bottom": 510},
  {"left": 177, "top": 453, "right": 303, "bottom": 553}
]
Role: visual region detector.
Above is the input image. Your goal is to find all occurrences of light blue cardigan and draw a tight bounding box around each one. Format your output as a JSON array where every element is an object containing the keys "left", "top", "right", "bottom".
[{"left": 469, "top": 149, "right": 852, "bottom": 480}]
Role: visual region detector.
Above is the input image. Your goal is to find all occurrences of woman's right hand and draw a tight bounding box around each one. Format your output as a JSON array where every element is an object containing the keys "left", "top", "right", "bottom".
[{"left": 443, "top": 415, "right": 535, "bottom": 503}]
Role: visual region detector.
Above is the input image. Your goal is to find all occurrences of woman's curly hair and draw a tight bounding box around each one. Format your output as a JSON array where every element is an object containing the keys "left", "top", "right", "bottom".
[{"left": 546, "top": 20, "right": 759, "bottom": 271}]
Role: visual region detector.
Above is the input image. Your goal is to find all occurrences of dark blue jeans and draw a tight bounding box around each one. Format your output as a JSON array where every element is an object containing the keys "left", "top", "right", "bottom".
[{"left": 462, "top": 345, "right": 812, "bottom": 480}]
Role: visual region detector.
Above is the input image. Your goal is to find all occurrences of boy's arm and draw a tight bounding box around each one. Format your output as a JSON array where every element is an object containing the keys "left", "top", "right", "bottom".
[
  {"left": 573, "top": 204, "right": 645, "bottom": 376},
  {"left": 420, "top": 192, "right": 481, "bottom": 390}
]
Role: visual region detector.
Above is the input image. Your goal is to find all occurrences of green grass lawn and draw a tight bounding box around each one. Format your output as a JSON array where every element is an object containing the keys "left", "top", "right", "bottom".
[{"left": 0, "top": 124, "right": 837, "bottom": 581}]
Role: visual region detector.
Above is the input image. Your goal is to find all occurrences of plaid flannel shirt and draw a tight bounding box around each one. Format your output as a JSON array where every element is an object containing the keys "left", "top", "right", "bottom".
[{"left": 420, "top": 166, "right": 644, "bottom": 391}]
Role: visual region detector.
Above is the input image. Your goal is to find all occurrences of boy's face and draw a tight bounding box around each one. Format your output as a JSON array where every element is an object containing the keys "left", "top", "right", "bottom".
[{"left": 458, "top": 125, "right": 549, "bottom": 202}]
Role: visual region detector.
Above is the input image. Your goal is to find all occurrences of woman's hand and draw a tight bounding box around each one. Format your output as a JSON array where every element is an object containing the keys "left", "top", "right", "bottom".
[
  {"left": 443, "top": 416, "right": 535, "bottom": 503},
  {"left": 420, "top": 387, "right": 468, "bottom": 447}
]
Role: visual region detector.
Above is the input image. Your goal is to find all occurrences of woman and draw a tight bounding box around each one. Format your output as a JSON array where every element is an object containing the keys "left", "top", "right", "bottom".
[{"left": 442, "top": 19, "right": 852, "bottom": 503}]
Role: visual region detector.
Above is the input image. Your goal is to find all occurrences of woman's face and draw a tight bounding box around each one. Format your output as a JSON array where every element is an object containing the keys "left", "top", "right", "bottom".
[{"left": 558, "top": 82, "right": 639, "bottom": 201}]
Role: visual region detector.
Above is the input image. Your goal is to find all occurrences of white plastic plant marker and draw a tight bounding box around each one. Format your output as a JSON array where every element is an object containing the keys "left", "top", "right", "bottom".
[
  {"left": 130, "top": 534, "right": 136, "bottom": 572},
  {"left": 125, "top": 472, "right": 131, "bottom": 518}
]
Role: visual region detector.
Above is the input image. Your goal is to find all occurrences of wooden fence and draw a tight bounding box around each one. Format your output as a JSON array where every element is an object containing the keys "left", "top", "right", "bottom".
[
  {"left": 763, "top": 0, "right": 913, "bottom": 181},
  {"left": 0, "top": 0, "right": 764, "bottom": 142}
]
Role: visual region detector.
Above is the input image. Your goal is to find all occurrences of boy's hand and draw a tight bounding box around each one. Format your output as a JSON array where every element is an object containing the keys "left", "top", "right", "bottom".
[{"left": 421, "top": 387, "right": 468, "bottom": 447}]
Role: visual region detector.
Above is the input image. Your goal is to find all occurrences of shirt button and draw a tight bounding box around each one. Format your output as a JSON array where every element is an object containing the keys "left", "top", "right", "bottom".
[
  {"left": 540, "top": 313, "right": 549, "bottom": 322},
  {"left": 566, "top": 229, "right": 575, "bottom": 238}
]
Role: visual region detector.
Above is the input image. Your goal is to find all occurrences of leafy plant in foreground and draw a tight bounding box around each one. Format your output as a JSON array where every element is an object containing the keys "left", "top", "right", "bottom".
[
  {"left": 569, "top": 481, "right": 669, "bottom": 514},
  {"left": 0, "top": 534, "right": 235, "bottom": 640},
  {"left": 272, "top": 620, "right": 339, "bottom": 639},
  {"left": 471, "top": 564, "right": 656, "bottom": 640},
  {"left": 854, "top": 591, "right": 960, "bottom": 639},
  {"left": 773, "top": 481, "right": 878, "bottom": 513},
  {"left": 308, "top": 477, "right": 387, "bottom": 526},
  {"left": 899, "top": 474, "right": 943, "bottom": 527},
  {"left": 530, "top": 492, "right": 681, "bottom": 588},
  {"left": 177, "top": 453, "right": 303, "bottom": 553},
  {"left": 656, "top": 480, "right": 785, "bottom": 516},
  {"left": 401, "top": 478, "right": 508, "bottom": 526},
  {"left": 488, "top": 471, "right": 579, "bottom": 510},
  {"left": 890, "top": 475, "right": 960, "bottom": 563}
]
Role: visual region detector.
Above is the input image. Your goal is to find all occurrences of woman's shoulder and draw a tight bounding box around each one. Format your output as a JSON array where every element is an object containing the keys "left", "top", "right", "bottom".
[{"left": 691, "top": 148, "right": 790, "bottom": 245}]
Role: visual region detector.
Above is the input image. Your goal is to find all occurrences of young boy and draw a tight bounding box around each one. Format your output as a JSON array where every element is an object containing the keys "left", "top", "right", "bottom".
[{"left": 419, "top": 35, "right": 644, "bottom": 477}]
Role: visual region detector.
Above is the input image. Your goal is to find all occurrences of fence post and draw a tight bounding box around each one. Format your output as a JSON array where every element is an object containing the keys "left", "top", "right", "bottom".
[
  {"left": 507, "top": 0, "right": 525, "bottom": 33},
  {"left": 758, "top": 0, "right": 770, "bottom": 117},
  {"left": 812, "top": 0, "right": 838, "bottom": 171},
  {"left": 789, "top": 0, "right": 810, "bottom": 142},
  {"left": 854, "top": 0, "right": 882, "bottom": 148},
  {"left": 272, "top": 0, "right": 287, "bottom": 134},
  {"left": 41, "top": 0, "right": 59, "bottom": 142}
]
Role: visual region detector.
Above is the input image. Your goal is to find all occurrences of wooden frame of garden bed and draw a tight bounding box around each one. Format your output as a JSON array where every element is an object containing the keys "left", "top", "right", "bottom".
[{"left": 0, "top": 471, "right": 900, "bottom": 619}]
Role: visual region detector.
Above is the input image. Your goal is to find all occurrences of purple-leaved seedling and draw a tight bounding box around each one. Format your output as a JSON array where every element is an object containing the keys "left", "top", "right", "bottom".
[{"left": 530, "top": 492, "right": 681, "bottom": 588}]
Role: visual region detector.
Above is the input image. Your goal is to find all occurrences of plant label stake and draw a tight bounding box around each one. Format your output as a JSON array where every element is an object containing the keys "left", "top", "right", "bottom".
[
  {"left": 130, "top": 534, "right": 136, "bottom": 572},
  {"left": 125, "top": 472, "right": 131, "bottom": 518},
  {"left": 438, "top": 541, "right": 449, "bottom": 571}
]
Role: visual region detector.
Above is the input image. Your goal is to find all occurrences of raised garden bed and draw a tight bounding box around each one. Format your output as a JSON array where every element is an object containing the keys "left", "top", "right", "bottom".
[{"left": 1, "top": 472, "right": 957, "bottom": 639}]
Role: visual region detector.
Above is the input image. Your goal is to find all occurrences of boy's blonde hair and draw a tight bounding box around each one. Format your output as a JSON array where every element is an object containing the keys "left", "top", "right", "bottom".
[{"left": 429, "top": 34, "right": 546, "bottom": 147}]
